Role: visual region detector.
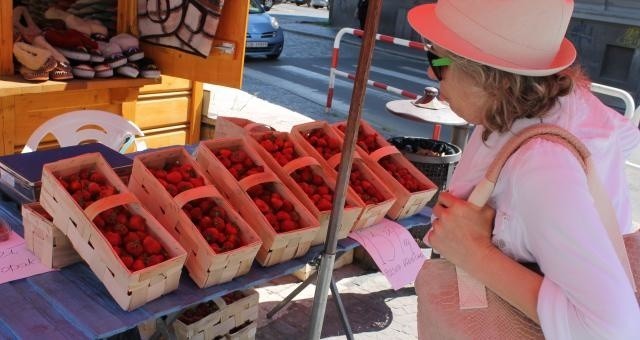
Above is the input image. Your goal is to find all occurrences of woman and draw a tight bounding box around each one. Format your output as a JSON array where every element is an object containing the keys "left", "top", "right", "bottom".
[{"left": 408, "top": 0, "right": 640, "bottom": 338}]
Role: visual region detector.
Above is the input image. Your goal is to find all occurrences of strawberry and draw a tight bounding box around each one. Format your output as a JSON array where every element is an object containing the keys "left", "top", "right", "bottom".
[
  {"left": 131, "top": 258, "right": 146, "bottom": 271},
  {"left": 128, "top": 215, "right": 146, "bottom": 231},
  {"left": 121, "top": 255, "right": 134, "bottom": 269},
  {"left": 142, "top": 236, "right": 162, "bottom": 255},
  {"left": 147, "top": 254, "right": 165, "bottom": 266},
  {"left": 166, "top": 171, "right": 182, "bottom": 184},
  {"left": 105, "top": 231, "right": 122, "bottom": 247},
  {"left": 125, "top": 240, "right": 144, "bottom": 257}
]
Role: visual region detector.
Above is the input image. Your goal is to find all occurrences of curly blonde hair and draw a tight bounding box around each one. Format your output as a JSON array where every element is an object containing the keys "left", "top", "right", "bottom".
[{"left": 442, "top": 52, "right": 589, "bottom": 141}]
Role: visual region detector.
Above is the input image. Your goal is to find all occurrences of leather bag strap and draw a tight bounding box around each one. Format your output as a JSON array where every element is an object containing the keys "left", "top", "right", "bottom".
[{"left": 458, "top": 123, "right": 636, "bottom": 309}]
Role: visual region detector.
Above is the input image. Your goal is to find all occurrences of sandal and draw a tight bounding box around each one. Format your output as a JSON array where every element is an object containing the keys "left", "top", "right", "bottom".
[
  {"left": 71, "top": 63, "right": 95, "bottom": 79},
  {"left": 19, "top": 66, "right": 49, "bottom": 82},
  {"left": 49, "top": 62, "right": 74, "bottom": 80},
  {"left": 94, "top": 64, "right": 113, "bottom": 78},
  {"left": 137, "top": 58, "right": 161, "bottom": 79},
  {"left": 116, "top": 63, "right": 139, "bottom": 78}
]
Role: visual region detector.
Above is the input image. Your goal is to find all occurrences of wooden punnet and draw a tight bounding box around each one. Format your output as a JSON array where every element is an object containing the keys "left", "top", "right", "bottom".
[
  {"left": 249, "top": 131, "right": 363, "bottom": 245},
  {"left": 332, "top": 120, "right": 437, "bottom": 219},
  {"left": 172, "top": 298, "right": 235, "bottom": 340},
  {"left": 219, "top": 289, "right": 259, "bottom": 334},
  {"left": 22, "top": 202, "right": 81, "bottom": 269},
  {"left": 291, "top": 122, "right": 397, "bottom": 230},
  {"left": 128, "top": 146, "right": 262, "bottom": 288},
  {"left": 195, "top": 137, "right": 320, "bottom": 266},
  {"left": 213, "top": 116, "right": 275, "bottom": 139},
  {"left": 39, "top": 153, "right": 187, "bottom": 311}
]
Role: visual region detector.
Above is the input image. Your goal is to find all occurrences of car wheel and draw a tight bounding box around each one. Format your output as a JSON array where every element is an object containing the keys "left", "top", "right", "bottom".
[
  {"left": 263, "top": 0, "right": 273, "bottom": 8},
  {"left": 313, "top": 5, "right": 319, "bottom": 8}
]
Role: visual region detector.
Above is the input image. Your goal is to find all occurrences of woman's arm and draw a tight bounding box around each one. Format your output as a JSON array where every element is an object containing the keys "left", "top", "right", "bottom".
[{"left": 431, "top": 192, "right": 543, "bottom": 323}]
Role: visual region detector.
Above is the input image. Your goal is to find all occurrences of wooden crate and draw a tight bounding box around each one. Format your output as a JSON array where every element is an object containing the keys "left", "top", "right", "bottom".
[
  {"left": 213, "top": 116, "right": 275, "bottom": 139},
  {"left": 219, "top": 289, "right": 259, "bottom": 330},
  {"left": 172, "top": 298, "right": 235, "bottom": 340},
  {"left": 22, "top": 202, "right": 81, "bottom": 269},
  {"left": 290, "top": 121, "right": 397, "bottom": 229},
  {"left": 195, "top": 138, "right": 320, "bottom": 267},
  {"left": 332, "top": 120, "right": 437, "bottom": 219},
  {"left": 39, "top": 153, "right": 187, "bottom": 311},
  {"left": 128, "top": 146, "right": 262, "bottom": 288},
  {"left": 226, "top": 321, "right": 256, "bottom": 340},
  {"left": 248, "top": 131, "right": 363, "bottom": 246}
]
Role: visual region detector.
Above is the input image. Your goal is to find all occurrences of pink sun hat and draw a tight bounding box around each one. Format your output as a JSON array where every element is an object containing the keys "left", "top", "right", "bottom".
[{"left": 408, "top": 0, "right": 577, "bottom": 76}]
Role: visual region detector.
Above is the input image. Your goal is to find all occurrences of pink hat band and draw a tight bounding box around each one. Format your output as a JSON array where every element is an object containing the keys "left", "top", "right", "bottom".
[{"left": 408, "top": 0, "right": 577, "bottom": 76}]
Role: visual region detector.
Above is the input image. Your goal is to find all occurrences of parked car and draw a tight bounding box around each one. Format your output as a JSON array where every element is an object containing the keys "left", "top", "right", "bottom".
[
  {"left": 260, "top": 0, "right": 283, "bottom": 10},
  {"left": 293, "top": 0, "right": 310, "bottom": 7},
  {"left": 310, "top": 0, "right": 329, "bottom": 9},
  {"left": 246, "top": 0, "right": 284, "bottom": 59}
]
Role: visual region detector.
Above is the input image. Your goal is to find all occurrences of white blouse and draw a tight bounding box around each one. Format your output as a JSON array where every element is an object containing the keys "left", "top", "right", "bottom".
[{"left": 447, "top": 86, "right": 640, "bottom": 339}]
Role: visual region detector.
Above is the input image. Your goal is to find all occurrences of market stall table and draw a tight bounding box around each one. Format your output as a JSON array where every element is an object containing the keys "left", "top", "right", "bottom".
[
  {"left": 386, "top": 99, "right": 471, "bottom": 150},
  {"left": 0, "top": 191, "right": 430, "bottom": 339}
]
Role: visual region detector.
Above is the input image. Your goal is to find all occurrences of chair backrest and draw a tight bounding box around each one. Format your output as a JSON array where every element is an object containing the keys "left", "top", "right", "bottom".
[{"left": 21, "top": 110, "right": 146, "bottom": 154}]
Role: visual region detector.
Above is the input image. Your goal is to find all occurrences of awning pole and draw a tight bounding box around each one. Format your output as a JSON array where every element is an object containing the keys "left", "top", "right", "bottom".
[{"left": 307, "top": 1, "right": 383, "bottom": 338}]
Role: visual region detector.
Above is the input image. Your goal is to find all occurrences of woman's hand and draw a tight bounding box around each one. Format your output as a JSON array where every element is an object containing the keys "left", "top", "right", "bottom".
[{"left": 428, "top": 191, "right": 497, "bottom": 268}]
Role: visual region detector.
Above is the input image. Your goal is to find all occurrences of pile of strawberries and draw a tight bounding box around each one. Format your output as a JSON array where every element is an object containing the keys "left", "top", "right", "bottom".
[
  {"left": 302, "top": 128, "right": 342, "bottom": 160},
  {"left": 290, "top": 166, "right": 337, "bottom": 212},
  {"left": 337, "top": 124, "right": 380, "bottom": 154},
  {"left": 93, "top": 206, "right": 168, "bottom": 272},
  {"left": 182, "top": 198, "right": 243, "bottom": 253},
  {"left": 149, "top": 160, "right": 205, "bottom": 197},
  {"left": 178, "top": 300, "right": 219, "bottom": 325},
  {"left": 255, "top": 133, "right": 299, "bottom": 166},
  {"left": 222, "top": 290, "right": 246, "bottom": 305},
  {"left": 213, "top": 148, "right": 264, "bottom": 180},
  {"left": 247, "top": 184, "right": 303, "bottom": 233},
  {"left": 379, "top": 156, "right": 429, "bottom": 192},
  {"left": 349, "top": 166, "right": 385, "bottom": 205},
  {"left": 56, "top": 168, "right": 118, "bottom": 208}
]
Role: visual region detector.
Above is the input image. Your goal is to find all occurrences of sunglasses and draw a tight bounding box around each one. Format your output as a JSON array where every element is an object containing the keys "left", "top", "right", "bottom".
[{"left": 422, "top": 39, "right": 453, "bottom": 81}]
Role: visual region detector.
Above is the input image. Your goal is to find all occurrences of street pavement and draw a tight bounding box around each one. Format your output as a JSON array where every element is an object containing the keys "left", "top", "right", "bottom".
[{"left": 233, "top": 7, "right": 640, "bottom": 339}]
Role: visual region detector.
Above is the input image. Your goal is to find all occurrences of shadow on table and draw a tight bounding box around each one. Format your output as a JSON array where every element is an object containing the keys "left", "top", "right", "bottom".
[{"left": 257, "top": 286, "right": 416, "bottom": 339}]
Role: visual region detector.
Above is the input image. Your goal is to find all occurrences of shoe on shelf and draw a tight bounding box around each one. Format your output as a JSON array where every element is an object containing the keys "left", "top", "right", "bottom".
[
  {"left": 49, "top": 61, "right": 74, "bottom": 80},
  {"left": 111, "top": 33, "right": 144, "bottom": 61},
  {"left": 71, "top": 63, "right": 95, "bottom": 79},
  {"left": 116, "top": 63, "right": 139, "bottom": 78},
  {"left": 94, "top": 64, "right": 113, "bottom": 78},
  {"left": 19, "top": 66, "right": 49, "bottom": 82},
  {"left": 137, "top": 58, "right": 161, "bottom": 79}
]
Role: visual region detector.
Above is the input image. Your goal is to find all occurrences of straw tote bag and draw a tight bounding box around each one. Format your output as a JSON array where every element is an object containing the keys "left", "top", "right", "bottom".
[{"left": 415, "top": 124, "right": 640, "bottom": 339}]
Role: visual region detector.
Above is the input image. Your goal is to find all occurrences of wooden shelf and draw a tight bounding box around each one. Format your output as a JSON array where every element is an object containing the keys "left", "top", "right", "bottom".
[{"left": 0, "top": 76, "right": 161, "bottom": 98}]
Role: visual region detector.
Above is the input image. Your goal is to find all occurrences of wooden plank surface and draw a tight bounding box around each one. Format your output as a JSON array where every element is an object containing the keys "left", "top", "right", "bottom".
[
  {"left": 0, "top": 184, "right": 431, "bottom": 338},
  {"left": 0, "top": 77, "right": 159, "bottom": 98}
]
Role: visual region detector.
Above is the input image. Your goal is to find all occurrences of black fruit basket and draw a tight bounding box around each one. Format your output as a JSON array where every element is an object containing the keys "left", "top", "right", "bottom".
[{"left": 387, "top": 137, "right": 461, "bottom": 193}]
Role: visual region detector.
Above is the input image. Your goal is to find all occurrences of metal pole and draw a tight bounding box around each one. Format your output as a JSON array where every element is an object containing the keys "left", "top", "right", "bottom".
[{"left": 307, "top": 1, "right": 382, "bottom": 338}]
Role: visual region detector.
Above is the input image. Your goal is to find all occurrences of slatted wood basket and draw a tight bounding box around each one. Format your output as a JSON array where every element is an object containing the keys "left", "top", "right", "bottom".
[
  {"left": 39, "top": 153, "right": 187, "bottom": 311},
  {"left": 213, "top": 116, "right": 275, "bottom": 139},
  {"left": 195, "top": 137, "right": 320, "bottom": 266},
  {"left": 333, "top": 120, "right": 437, "bottom": 219},
  {"left": 226, "top": 321, "right": 256, "bottom": 340},
  {"left": 172, "top": 298, "right": 235, "bottom": 340},
  {"left": 128, "top": 146, "right": 262, "bottom": 288},
  {"left": 219, "top": 289, "right": 259, "bottom": 331},
  {"left": 249, "top": 131, "right": 363, "bottom": 245},
  {"left": 291, "top": 122, "right": 397, "bottom": 230},
  {"left": 22, "top": 202, "right": 81, "bottom": 269}
]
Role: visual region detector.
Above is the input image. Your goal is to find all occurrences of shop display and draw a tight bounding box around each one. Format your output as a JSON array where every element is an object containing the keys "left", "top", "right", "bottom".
[
  {"left": 291, "top": 121, "right": 396, "bottom": 230},
  {"left": 128, "top": 147, "right": 262, "bottom": 288},
  {"left": 333, "top": 120, "right": 438, "bottom": 219},
  {"left": 11, "top": 2, "right": 161, "bottom": 81},
  {"left": 195, "top": 137, "right": 320, "bottom": 266},
  {"left": 39, "top": 153, "right": 187, "bottom": 311}
]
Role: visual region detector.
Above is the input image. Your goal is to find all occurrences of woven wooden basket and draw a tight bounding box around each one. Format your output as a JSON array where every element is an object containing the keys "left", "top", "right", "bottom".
[
  {"left": 332, "top": 120, "right": 437, "bottom": 219},
  {"left": 249, "top": 131, "right": 363, "bottom": 245},
  {"left": 291, "top": 121, "right": 398, "bottom": 229},
  {"left": 39, "top": 153, "right": 187, "bottom": 311},
  {"left": 129, "top": 146, "right": 262, "bottom": 288},
  {"left": 195, "top": 137, "right": 320, "bottom": 266},
  {"left": 22, "top": 202, "right": 81, "bottom": 269}
]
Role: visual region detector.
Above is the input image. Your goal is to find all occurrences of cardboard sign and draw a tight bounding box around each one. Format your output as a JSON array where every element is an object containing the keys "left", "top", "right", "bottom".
[
  {"left": 349, "top": 219, "right": 426, "bottom": 290},
  {"left": 0, "top": 231, "right": 53, "bottom": 284}
]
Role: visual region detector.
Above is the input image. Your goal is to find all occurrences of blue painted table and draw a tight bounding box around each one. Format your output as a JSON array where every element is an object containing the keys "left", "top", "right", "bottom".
[{"left": 0, "top": 196, "right": 430, "bottom": 339}]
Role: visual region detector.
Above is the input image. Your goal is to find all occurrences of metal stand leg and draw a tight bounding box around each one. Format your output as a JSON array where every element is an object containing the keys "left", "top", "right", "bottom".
[
  {"left": 330, "top": 278, "right": 354, "bottom": 340},
  {"left": 267, "top": 253, "right": 354, "bottom": 338},
  {"left": 267, "top": 271, "right": 319, "bottom": 319}
]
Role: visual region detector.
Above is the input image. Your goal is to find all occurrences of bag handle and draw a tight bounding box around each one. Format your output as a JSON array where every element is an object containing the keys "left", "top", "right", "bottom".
[{"left": 458, "top": 124, "right": 636, "bottom": 310}]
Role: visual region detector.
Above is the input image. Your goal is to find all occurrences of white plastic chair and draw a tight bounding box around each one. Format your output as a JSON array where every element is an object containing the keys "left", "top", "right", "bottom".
[
  {"left": 21, "top": 110, "right": 147, "bottom": 154},
  {"left": 589, "top": 82, "right": 639, "bottom": 169}
]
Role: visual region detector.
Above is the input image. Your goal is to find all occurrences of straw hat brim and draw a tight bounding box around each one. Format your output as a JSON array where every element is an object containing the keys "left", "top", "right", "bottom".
[{"left": 408, "top": 4, "right": 577, "bottom": 76}]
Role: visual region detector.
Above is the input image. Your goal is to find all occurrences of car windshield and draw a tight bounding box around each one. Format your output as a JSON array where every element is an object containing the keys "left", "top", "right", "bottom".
[{"left": 249, "top": 0, "right": 264, "bottom": 14}]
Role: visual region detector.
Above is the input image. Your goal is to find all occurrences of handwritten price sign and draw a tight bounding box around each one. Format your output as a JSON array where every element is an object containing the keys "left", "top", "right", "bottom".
[
  {"left": 0, "top": 232, "right": 52, "bottom": 284},
  {"left": 349, "top": 219, "right": 426, "bottom": 290}
]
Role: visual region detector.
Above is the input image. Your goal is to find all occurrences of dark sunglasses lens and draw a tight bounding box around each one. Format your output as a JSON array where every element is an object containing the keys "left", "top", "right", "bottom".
[{"left": 427, "top": 51, "right": 443, "bottom": 81}]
